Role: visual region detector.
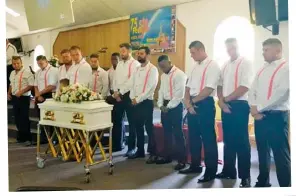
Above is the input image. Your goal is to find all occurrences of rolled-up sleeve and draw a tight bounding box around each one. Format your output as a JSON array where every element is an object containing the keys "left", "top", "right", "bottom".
[{"left": 205, "top": 62, "right": 221, "bottom": 89}]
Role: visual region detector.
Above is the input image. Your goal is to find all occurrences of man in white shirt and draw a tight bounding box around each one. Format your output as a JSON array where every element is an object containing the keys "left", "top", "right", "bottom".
[
  {"left": 58, "top": 49, "right": 74, "bottom": 88},
  {"left": 6, "top": 39, "right": 17, "bottom": 92},
  {"left": 216, "top": 38, "right": 253, "bottom": 188},
  {"left": 155, "top": 55, "right": 187, "bottom": 170},
  {"left": 249, "top": 38, "right": 290, "bottom": 187},
  {"left": 7, "top": 56, "right": 34, "bottom": 146},
  {"left": 128, "top": 46, "right": 159, "bottom": 159},
  {"left": 113, "top": 43, "right": 140, "bottom": 157},
  {"left": 106, "top": 52, "right": 126, "bottom": 152},
  {"left": 181, "top": 41, "right": 220, "bottom": 183},
  {"left": 89, "top": 53, "right": 109, "bottom": 98},
  {"left": 69, "top": 46, "right": 92, "bottom": 87},
  {"left": 34, "top": 55, "right": 59, "bottom": 143},
  {"left": 108, "top": 53, "right": 120, "bottom": 95}
]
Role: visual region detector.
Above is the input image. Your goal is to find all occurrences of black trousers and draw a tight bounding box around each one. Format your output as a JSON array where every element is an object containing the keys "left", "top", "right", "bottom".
[
  {"left": 113, "top": 92, "right": 135, "bottom": 151},
  {"left": 187, "top": 97, "right": 218, "bottom": 176},
  {"left": 146, "top": 102, "right": 156, "bottom": 155},
  {"left": 35, "top": 93, "right": 53, "bottom": 142},
  {"left": 255, "top": 111, "right": 290, "bottom": 187},
  {"left": 12, "top": 96, "right": 32, "bottom": 142},
  {"left": 132, "top": 99, "right": 154, "bottom": 155},
  {"left": 161, "top": 101, "right": 186, "bottom": 163},
  {"left": 106, "top": 95, "right": 126, "bottom": 150},
  {"left": 221, "top": 100, "right": 251, "bottom": 179},
  {"left": 7, "top": 64, "right": 13, "bottom": 92}
]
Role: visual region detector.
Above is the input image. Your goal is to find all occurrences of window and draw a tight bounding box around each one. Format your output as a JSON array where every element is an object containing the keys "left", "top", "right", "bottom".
[
  {"left": 33, "top": 45, "right": 45, "bottom": 71},
  {"left": 213, "top": 16, "right": 255, "bottom": 66}
]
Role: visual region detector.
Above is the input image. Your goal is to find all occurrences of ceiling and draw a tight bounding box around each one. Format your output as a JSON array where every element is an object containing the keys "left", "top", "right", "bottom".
[{"left": 6, "top": 0, "right": 198, "bottom": 38}]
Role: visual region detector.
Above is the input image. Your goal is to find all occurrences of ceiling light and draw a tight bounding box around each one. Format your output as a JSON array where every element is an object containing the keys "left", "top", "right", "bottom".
[{"left": 6, "top": 6, "right": 20, "bottom": 17}]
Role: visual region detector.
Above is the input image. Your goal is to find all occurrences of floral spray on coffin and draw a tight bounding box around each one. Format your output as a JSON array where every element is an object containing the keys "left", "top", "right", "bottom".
[{"left": 53, "top": 80, "right": 103, "bottom": 103}]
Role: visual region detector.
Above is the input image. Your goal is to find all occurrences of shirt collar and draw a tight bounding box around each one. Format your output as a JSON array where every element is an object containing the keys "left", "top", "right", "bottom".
[
  {"left": 196, "top": 57, "right": 210, "bottom": 66},
  {"left": 167, "top": 66, "right": 176, "bottom": 74},
  {"left": 75, "top": 58, "right": 86, "bottom": 65},
  {"left": 265, "top": 58, "right": 285, "bottom": 66}
]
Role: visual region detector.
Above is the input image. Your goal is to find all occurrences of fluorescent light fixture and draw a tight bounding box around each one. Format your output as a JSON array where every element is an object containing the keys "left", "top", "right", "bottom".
[{"left": 6, "top": 6, "right": 20, "bottom": 17}]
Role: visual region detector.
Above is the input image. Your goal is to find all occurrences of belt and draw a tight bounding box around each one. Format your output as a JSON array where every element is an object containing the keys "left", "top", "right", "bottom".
[{"left": 263, "top": 110, "right": 289, "bottom": 115}]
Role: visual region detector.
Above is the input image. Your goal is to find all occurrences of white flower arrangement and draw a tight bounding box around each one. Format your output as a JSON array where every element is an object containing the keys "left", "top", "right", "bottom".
[{"left": 53, "top": 83, "right": 103, "bottom": 103}]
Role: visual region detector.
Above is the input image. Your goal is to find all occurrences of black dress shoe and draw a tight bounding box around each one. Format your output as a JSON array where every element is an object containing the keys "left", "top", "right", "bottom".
[
  {"left": 124, "top": 149, "right": 136, "bottom": 157},
  {"left": 155, "top": 157, "right": 172, "bottom": 164},
  {"left": 254, "top": 182, "right": 272, "bottom": 187},
  {"left": 146, "top": 155, "right": 158, "bottom": 164},
  {"left": 179, "top": 166, "right": 203, "bottom": 174},
  {"left": 240, "top": 178, "right": 251, "bottom": 188},
  {"left": 128, "top": 151, "right": 145, "bottom": 159},
  {"left": 174, "top": 163, "right": 186, "bottom": 171},
  {"left": 216, "top": 172, "right": 237, "bottom": 179},
  {"left": 197, "top": 175, "right": 215, "bottom": 183}
]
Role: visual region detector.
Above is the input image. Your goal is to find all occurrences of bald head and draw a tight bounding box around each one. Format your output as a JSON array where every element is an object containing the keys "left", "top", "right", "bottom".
[{"left": 262, "top": 38, "right": 282, "bottom": 63}]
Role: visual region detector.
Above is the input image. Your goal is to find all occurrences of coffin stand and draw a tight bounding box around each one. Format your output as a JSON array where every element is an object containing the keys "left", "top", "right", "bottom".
[{"left": 37, "top": 99, "right": 113, "bottom": 183}]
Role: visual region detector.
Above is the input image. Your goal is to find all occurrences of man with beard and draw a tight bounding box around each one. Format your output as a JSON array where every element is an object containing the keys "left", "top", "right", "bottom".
[
  {"left": 128, "top": 46, "right": 159, "bottom": 159},
  {"left": 113, "top": 43, "right": 140, "bottom": 157},
  {"left": 249, "top": 38, "right": 290, "bottom": 187},
  {"left": 89, "top": 53, "right": 109, "bottom": 98},
  {"left": 58, "top": 49, "right": 74, "bottom": 87}
]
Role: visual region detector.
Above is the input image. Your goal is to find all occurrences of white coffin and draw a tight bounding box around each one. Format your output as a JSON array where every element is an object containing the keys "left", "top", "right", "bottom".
[{"left": 38, "top": 99, "right": 113, "bottom": 131}]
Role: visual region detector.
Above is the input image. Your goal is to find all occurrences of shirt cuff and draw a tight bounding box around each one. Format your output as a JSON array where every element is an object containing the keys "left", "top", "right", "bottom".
[
  {"left": 135, "top": 96, "right": 142, "bottom": 104},
  {"left": 257, "top": 104, "right": 264, "bottom": 113}
]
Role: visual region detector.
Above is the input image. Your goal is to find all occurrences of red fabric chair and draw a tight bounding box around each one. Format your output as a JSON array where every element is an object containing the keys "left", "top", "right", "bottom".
[{"left": 153, "top": 122, "right": 223, "bottom": 166}]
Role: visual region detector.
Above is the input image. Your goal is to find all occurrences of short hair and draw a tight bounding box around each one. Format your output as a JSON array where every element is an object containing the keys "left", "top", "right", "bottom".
[
  {"left": 70, "top": 45, "right": 81, "bottom": 51},
  {"left": 112, "top": 52, "right": 120, "bottom": 57},
  {"left": 138, "top": 46, "right": 151, "bottom": 55},
  {"left": 12, "top": 56, "right": 22, "bottom": 62},
  {"left": 60, "top": 49, "right": 70, "bottom": 55},
  {"left": 225, "top": 38, "right": 237, "bottom": 44},
  {"left": 262, "top": 38, "right": 282, "bottom": 47},
  {"left": 158, "top": 55, "right": 170, "bottom": 63},
  {"left": 119, "top": 43, "right": 132, "bottom": 50},
  {"left": 189, "top": 41, "right": 205, "bottom": 51},
  {"left": 90, "top": 53, "right": 99, "bottom": 59},
  {"left": 36, "top": 55, "right": 47, "bottom": 61}
]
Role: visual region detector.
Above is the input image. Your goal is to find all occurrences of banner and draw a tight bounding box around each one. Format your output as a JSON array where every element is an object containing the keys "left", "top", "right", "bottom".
[{"left": 130, "top": 6, "right": 176, "bottom": 53}]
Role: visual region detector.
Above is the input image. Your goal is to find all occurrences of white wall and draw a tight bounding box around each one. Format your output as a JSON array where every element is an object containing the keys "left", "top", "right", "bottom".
[
  {"left": 20, "top": 0, "right": 289, "bottom": 73},
  {"left": 176, "top": 0, "right": 289, "bottom": 74}
]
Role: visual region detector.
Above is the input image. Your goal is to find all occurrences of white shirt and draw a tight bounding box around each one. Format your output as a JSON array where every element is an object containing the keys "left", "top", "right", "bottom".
[
  {"left": 158, "top": 66, "right": 187, "bottom": 109},
  {"left": 34, "top": 65, "right": 59, "bottom": 92},
  {"left": 6, "top": 43, "right": 17, "bottom": 65},
  {"left": 248, "top": 58, "right": 289, "bottom": 112},
  {"left": 130, "top": 62, "right": 159, "bottom": 103},
  {"left": 186, "top": 57, "right": 221, "bottom": 96},
  {"left": 58, "top": 58, "right": 92, "bottom": 88},
  {"left": 10, "top": 67, "right": 34, "bottom": 96},
  {"left": 218, "top": 57, "right": 253, "bottom": 100},
  {"left": 89, "top": 66, "right": 109, "bottom": 98},
  {"left": 108, "top": 66, "right": 116, "bottom": 91},
  {"left": 113, "top": 57, "right": 140, "bottom": 95}
]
